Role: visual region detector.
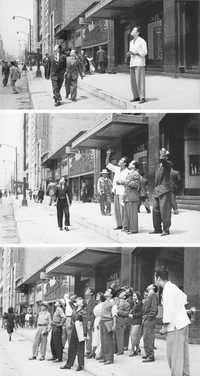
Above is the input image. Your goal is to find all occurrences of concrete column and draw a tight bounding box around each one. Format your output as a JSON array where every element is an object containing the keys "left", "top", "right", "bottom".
[
  {"left": 107, "top": 19, "right": 115, "bottom": 72},
  {"left": 148, "top": 115, "right": 161, "bottom": 194},
  {"left": 120, "top": 248, "right": 134, "bottom": 286},
  {"left": 94, "top": 149, "right": 101, "bottom": 200},
  {"left": 163, "top": 0, "right": 177, "bottom": 73},
  {"left": 184, "top": 248, "right": 200, "bottom": 343}
]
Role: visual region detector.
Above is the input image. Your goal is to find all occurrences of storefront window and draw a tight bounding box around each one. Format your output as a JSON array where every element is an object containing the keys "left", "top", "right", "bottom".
[
  {"left": 147, "top": 16, "right": 163, "bottom": 63},
  {"left": 189, "top": 155, "right": 200, "bottom": 176}
]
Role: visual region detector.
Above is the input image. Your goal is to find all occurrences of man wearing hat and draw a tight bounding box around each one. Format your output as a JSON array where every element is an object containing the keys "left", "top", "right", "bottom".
[
  {"left": 29, "top": 302, "right": 51, "bottom": 361},
  {"left": 97, "top": 169, "right": 113, "bottom": 216},
  {"left": 65, "top": 49, "right": 84, "bottom": 102},
  {"left": 151, "top": 148, "right": 173, "bottom": 236},
  {"left": 49, "top": 300, "right": 66, "bottom": 362},
  {"left": 46, "top": 44, "right": 66, "bottom": 106}
]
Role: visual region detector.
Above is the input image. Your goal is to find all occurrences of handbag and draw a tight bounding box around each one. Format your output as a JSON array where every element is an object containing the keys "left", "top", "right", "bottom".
[{"left": 104, "top": 320, "right": 113, "bottom": 333}]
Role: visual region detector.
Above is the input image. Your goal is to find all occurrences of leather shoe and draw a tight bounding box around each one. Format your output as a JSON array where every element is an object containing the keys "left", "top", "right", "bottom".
[
  {"left": 60, "top": 365, "right": 71, "bottom": 369},
  {"left": 29, "top": 356, "right": 36, "bottom": 360},
  {"left": 54, "top": 359, "right": 62, "bottom": 362},
  {"left": 149, "top": 230, "right": 162, "bottom": 234},
  {"left": 76, "top": 366, "right": 84, "bottom": 371},
  {"left": 104, "top": 360, "right": 113, "bottom": 365},
  {"left": 130, "top": 97, "right": 140, "bottom": 102},
  {"left": 113, "top": 226, "right": 122, "bottom": 230},
  {"left": 161, "top": 231, "right": 170, "bottom": 236},
  {"left": 139, "top": 98, "right": 145, "bottom": 104},
  {"left": 99, "top": 359, "right": 105, "bottom": 363},
  {"left": 142, "top": 357, "right": 155, "bottom": 362}
]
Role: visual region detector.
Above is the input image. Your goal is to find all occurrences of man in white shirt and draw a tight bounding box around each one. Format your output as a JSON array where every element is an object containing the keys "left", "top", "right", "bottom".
[
  {"left": 127, "top": 26, "right": 147, "bottom": 104},
  {"left": 155, "top": 270, "right": 190, "bottom": 376},
  {"left": 106, "top": 149, "right": 129, "bottom": 230}
]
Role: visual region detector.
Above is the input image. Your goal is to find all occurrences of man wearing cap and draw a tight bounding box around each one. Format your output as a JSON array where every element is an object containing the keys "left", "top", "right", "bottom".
[
  {"left": 49, "top": 300, "right": 66, "bottom": 362},
  {"left": 47, "top": 45, "right": 66, "bottom": 107},
  {"left": 84, "top": 288, "right": 96, "bottom": 358},
  {"left": 97, "top": 169, "right": 113, "bottom": 216},
  {"left": 29, "top": 302, "right": 51, "bottom": 361},
  {"left": 106, "top": 150, "right": 129, "bottom": 229},
  {"left": 151, "top": 148, "right": 173, "bottom": 236},
  {"left": 65, "top": 49, "right": 83, "bottom": 102}
]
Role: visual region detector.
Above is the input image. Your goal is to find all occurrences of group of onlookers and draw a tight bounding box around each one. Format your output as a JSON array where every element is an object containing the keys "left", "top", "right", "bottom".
[{"left": 97, "top": 148, "right": 181, "bottom": 236}]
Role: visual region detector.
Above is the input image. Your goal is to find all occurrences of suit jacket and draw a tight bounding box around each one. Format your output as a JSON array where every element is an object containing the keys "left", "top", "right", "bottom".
[
  {"left": 153, "top": 159, "right": 172, "bottom": 198},
  {"left": 55, "top": 185, "right": 72, "bottom": 204},
  {"left": 142, "top": 293, "right": 158, "bottom": 322},
  {"left": 65, "top": 56, "right": 83, "bottom": 80},
  {"left": 85, "top": 298, "right": 96, "bottom": 327},
  {"left": 47, "top": 53, "right": 66, "bottom": 79},
  {"left": 124, "top": 170, "right": 140, "bottom": 202},
  {"left": 170, "top": 169, "right": 181, "bottom": 193}
]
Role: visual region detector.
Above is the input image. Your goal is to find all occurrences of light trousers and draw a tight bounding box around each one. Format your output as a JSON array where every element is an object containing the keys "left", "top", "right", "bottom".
[
  {"left": 166, "top": 326, "right": 190, "bottom": 376},
  {"left": 130, "top": 66, "right": 145, "bottom": 99},
  {"left": 114, "top": 194, "right": 124, "bottom": 227},
  {"left": 32, "top": 327, "right": 48, "bottom": 358}
]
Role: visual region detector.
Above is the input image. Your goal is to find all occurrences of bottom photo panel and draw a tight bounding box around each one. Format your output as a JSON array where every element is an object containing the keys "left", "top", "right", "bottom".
[{"left": 0, "top": 246, "right": 199, "bottom": 376}]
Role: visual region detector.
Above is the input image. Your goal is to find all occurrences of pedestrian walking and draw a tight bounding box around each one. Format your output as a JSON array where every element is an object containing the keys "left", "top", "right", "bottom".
[
  {"left": 150, "top": 148, "right": 173, "bottom": 236},
  {"left": 106, "top": 150, "right": 129, "bottom": 229},
  {"left": 84, "top": 288, "right": 96, "bottom": 358},
  {"left": 29, "top": 302, "right": 51, "bottom": 361},
  {"left": 97, "top": 169, "right": 112, "bottom": 216},
  {"left": 47, "top": 45, "right": 66, "bottom": 106},
  {"left": 6, "top": 307, "right": 15, "bottom": 342},
  {"left": 49, "top": 300, "right": 66, "bottom": 363},
  {"left": 65, "top": 50, "right": 84, "bottom": 102},
  {"left": 170, "top": 166, "right": 181, "bottom": 214},
  {"left": 138, "top": 172, "right": 151, "bottom": 213},
  {"left": 38, "top": 187, "right": 44, "bottom": 203},
  {"left": 55, "top": 177, "right": 72, "bottom": 231},
  {"left": 10, "top": 61, "right": 21, "bottom": 94},
  {"left": 122, "top": 161, "right": 141, "bottom": 234},
  {"left": 43, "top": 53, "right": 50, "bottom": 79},
  {"left": 142, "top": 284, "right": 158, "bottom": 363},
  {"left": 155, "top": 270, "right": 191, "bottom": 376},
  {"left": 127, "top": 26, "right": 147, "bottom": 104},
  {"left": 47, "top": 181, "right": 57, "bottom": 205},
  {"left": 96, "top": 46, "right": 106, "bottom": 73},
  {"left": 2, "top": 61, "right": 10, "bottom": 87},
  {"left": 79, "top": 49, "right": 89, "bottom": 75},
  {"left": 129, "top": 291, "right": 143, "bottom": 357},
  {"left": 60, "top": 297, "right": 87, "bottom": 371}
]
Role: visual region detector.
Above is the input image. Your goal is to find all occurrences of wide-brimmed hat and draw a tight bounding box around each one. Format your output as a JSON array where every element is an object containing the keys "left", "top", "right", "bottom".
[
  {"left": 40, "top": 301, "right": 48, "bottom": 308},
  {"left": 101, "top": 169, "right": 108, "bottom": 174}
]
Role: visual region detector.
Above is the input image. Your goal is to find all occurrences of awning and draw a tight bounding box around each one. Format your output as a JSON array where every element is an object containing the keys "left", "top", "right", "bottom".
[
  {"left": 86, "top": 0, "right": 142, "bottom": 19},
  {"left": 72, "top": 113, "right": 148, "bottom": 149},
  {"left": 46, "top": 247, "right": 121, "bottom": 276}
]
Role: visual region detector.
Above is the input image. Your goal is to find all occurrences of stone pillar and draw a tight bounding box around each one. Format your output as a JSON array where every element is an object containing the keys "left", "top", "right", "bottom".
[
  {"left": 120, "top": 248, "right": 135, "bottom": 286},
  {"left": 94, "top": 149, "right": 101, "bottom": 200},
  {"left": 107, "top": 19, "right": 115, "bottom": 73},
  {"left": 184, "top": 248, "right": 200, "bottom": 344},
  {"left": 148, "top": 115, "right": 161, "bottom": 195},
  {"left": 163, "top": 0, "right": 177, "bottom": 74}
]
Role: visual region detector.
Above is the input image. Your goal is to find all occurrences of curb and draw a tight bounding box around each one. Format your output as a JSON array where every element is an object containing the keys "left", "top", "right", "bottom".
[{"left": 79, "top": 80, "right": 137, "bottom": 110}]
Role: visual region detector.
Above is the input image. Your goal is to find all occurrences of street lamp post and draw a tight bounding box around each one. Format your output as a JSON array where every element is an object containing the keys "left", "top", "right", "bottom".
[
  {"left": 12, "top": 16, "right": 32, "bottom": 71},
  {"left": 0, "top": 144, "right": 18, "bottom": 199}
]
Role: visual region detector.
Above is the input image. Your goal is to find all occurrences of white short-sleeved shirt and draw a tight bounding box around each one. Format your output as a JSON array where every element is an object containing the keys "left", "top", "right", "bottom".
[
  {"left": 162, "top": 281, "right": 190, "bottom": 332},
  {"left": 129, "top": 36, "right": 147, "bottom": 67},
  {"left": 107, "top": 163, "right": 129, "bottom": 195}
]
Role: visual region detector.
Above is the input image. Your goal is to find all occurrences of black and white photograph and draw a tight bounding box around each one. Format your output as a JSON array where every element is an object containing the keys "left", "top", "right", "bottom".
[
  {"left": 0, "top": 0, "right": 200, "bottom": 109},
  {"left": 0, "top": 1, "right": 200, "bottom": 376},
  {"left": 0, "top": 112, "right": 199, "bottom": 244},
  {"left": 0, "top": 246, "right": 199, "bottom": 376}
]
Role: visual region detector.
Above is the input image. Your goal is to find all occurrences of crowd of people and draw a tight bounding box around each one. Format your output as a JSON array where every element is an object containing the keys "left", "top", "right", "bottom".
[
  {"left": 2, "top": 270, "right": 191, "bottom": 376},
  {"left": 97, "top": 147, "right": 181, "bottom": 236}
]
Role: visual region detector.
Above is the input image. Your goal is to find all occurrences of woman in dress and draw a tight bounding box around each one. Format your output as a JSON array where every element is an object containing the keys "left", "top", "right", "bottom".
[
  {"left": 6, "top": 307, "right": 15, "bottom": 341},
  {"left": 91, "top": 292, "right": 105, "bottom": 359}
]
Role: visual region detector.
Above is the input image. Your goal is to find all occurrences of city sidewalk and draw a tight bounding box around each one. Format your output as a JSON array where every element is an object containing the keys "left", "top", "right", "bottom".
[
  {"left": 27, "top": 66, "right": 200, "bottom": 109},
  {"left": 14, "top": 328, "right": 200, "bottom": 376},
  {"left": 12, "top": 196, "right": 200, "bottom": 244}
]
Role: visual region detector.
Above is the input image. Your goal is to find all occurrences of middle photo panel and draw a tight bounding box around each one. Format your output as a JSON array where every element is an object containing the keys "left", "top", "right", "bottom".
[{"left": 2, "top": 112, "right": 199, "bottom": 245}]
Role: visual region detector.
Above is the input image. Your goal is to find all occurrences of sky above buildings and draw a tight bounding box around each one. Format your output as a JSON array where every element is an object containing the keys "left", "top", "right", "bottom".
[
  {"left": 0, "top": 113, "right": 22, "bottom": 188},
  {"left": 0, "top": 0, "right": 33, "bottom": 57}
]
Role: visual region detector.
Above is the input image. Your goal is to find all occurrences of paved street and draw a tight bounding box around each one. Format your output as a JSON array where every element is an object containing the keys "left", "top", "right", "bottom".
[
  {"left": 0, "top": 327, "right": 199, "bottom": 376},
  {"left": 0, "top": 71, "right": 32, "bottom": 109},
  {"left": 0, "top": 195, "right": 198, "bottom": 245},
  {"left": 26, "top": 67, "right": 200, "bottom": 110},
  {"left": 27, "top": 67, "right": 118, "bottom": 109}
]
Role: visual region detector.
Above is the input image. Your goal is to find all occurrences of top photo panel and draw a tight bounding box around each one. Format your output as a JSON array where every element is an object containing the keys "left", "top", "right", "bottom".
[{"left": 0, "top": 0, "right": 200, "bottom": 111}]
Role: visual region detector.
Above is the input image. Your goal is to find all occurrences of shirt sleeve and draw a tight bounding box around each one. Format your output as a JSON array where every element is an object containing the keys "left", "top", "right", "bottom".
[
  {"left": 134, "top": 39, "right": 147, "bottom": 57},
  {"left": 162, "top": 285, "right": 175, "bottom": 324},
  {"left": 107, "top": 163, "right": 117, "bottom": 173}
]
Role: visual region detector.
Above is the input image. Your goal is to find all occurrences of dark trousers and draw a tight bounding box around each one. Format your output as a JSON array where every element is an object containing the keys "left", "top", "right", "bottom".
[
  {"left": 50, "top": 326, "right": 63, "bottom": 361},
  {"left": 99, "top": 194, "right": 111, "bottom": 215},
  {"left": 66, "top": 327, "right": 85, "bottom": 368},
  {"left": 3, "top": 74, "right": 9, "bottom": 86},
  {"left": 138, "top": 196, "right": 150, "bottom": 212},
  {"left": 51, "top": 74, "right": 64, "bottom": 102},
  {"left": 152, "top": 192, "right": 172, "bottom": 233},
  {"left": 100, "top": 321, "right": 114, "bottom": 362},
  {"left": 65, "top": 76, "right": 78, "bottom": 101},
  {"left": 98, "top": 61, "right": 105, "bottom": 73},
  {"left": 142, "top": 319, "right": 156, "bottom": 359},
  {"left": 115, "top": 318, "right": 125, "bottom": 353},
  {"left": 123, "top": 201, "right": 138, "bottom": 232},
  {"left": 171, "top": 192, "right": 178, "bottom": 211},
  {"left": 56, "top": 199, "right": 70, "bottom": 229},
  {"left": 124, "top": 318, "right": 131, "bottom": 349}
]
